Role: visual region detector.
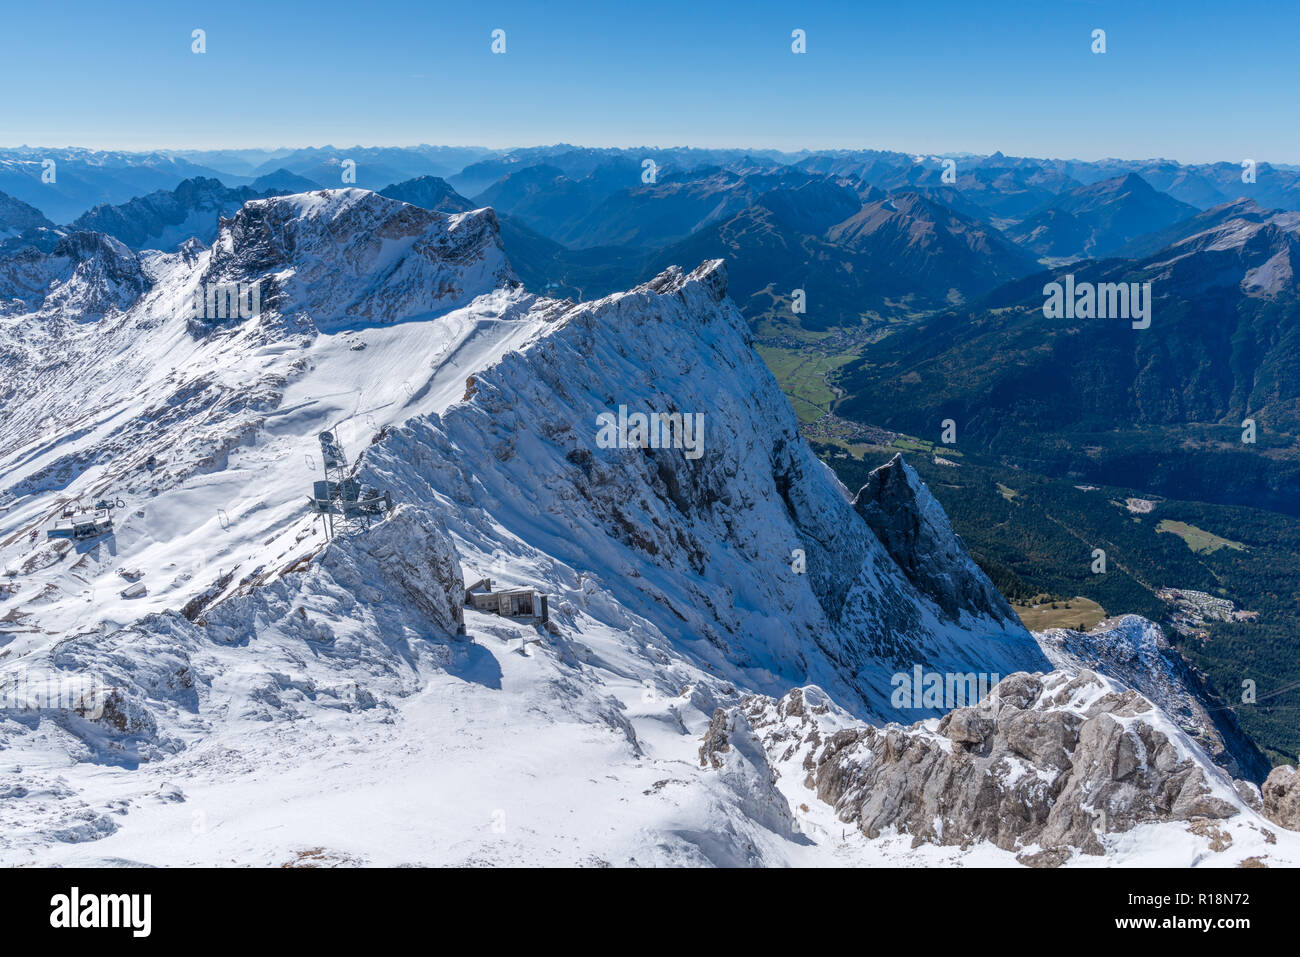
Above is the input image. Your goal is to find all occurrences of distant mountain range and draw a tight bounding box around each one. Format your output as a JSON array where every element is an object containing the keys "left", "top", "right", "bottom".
[
  {"left": 1, "top": 146, "right": 1288, "bottom": 380},
  {"left": 1006, "top": 173, "right": 1199, "bottom": 260},
  {"left": 836, "top": 199, "right": 1300, "bottom": 512},
  {"left": 68, "top": 177, "right": 289, "bottom": 251},
  {"left": 2, "top": 146, "right": 1295, "bottom": 509},
  {"left": 0, "top": 147, "right": 242, "bottom": 223},
  {"left": 649, "top": 183, "right": 1041, "bottom": 328}
]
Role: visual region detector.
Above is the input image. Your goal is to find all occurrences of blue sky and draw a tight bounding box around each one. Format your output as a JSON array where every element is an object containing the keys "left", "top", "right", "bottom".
[{"left": 1, "top": 0, "right": 1294, "bottom": 163}]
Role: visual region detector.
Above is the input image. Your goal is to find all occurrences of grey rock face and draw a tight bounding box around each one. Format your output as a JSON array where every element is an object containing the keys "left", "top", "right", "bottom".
[
  {"left": 852, "top": 453, "right": 1018, "bottom": 625},
  {"left": 742, "top": 670, "right": 1243, "bottom": 864},
  {"left": 699, "top": 708, "right": 732, "bottom": 768},
  {"left": 1262, "top": 765, "right": 1300, "bottom": 831}
]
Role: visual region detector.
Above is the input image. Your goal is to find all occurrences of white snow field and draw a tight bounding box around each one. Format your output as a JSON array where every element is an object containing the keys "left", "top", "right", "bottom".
[{"left": 0, "top": 189, "right": 1294, "bottom": 866}]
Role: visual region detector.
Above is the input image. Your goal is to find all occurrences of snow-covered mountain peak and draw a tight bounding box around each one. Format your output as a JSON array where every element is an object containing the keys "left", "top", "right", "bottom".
[
  {"left": 66, "top": 177, "right": 288, "bottom": 253},
  {"left": 353, "top": 249, "right": 1046, "bottom": 719},
  {"left": 202, "top": 188, "right": 517, "bottom": 331},
  {"left": 636, "top": 257, "right": 730, "bottom": 304},
  {"left": 852, "top": 453, "right": 1019, "bottom": 625},
  {"left": 0, "top": 229, "right": 147, "bottom": 318}
]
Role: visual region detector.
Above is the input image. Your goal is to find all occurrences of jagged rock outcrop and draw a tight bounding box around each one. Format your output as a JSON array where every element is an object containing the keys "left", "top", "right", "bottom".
[
  {"left": 0, "top": 230, "right": 147, "bottom": 316},
  {"left": 67, "top": 177, "right": 286, "bottom": 251},
  {"left": 739, "top": 670, "right": 1246, "bottom": 865},
  {"left": 697, "top": 706, "right": 798, "bottom": 842},
  {"left": 1262, "top": 765, "right": 1300, "bottom": 830},
  {"left": 1038, "top": 615, "right": 1270, "bottom": 782},
  {"left": 200, "top": 189, "right": 517, "bottom": 329},
  {"left": 852, "top": 453, "right": 1018, "bottom": 625},
  {"left": 320, "top": 504, "right": 465, "bottom": 636}
]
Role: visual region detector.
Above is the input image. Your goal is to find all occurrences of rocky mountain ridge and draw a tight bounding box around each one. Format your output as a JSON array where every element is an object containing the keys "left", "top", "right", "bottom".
[{"left": 0, "top": 186, "right": 1292, "bottom": 866}]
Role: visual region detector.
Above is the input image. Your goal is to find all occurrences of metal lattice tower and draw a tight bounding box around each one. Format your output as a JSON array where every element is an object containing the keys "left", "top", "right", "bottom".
[{"left": 310, "top": 430, "right": 392, "bottom": 539}]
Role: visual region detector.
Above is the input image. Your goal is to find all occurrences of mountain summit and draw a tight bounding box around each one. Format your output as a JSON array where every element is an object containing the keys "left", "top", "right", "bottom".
[{"left": 0, "top": 187, "right": 1292, "bottom": 866}]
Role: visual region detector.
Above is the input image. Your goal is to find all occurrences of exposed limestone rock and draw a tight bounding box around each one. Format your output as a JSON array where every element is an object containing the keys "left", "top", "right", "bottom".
[
  {"left": 1038, "top": 615, "right": 1269, "bottom": 782},
  {"left": 1262, "top": 765, "right": 1300, "bottom": 830},
  {"left": 699, "top": 708, "right": 731, "bottom": 769},
  {"left": 741, "top": 670, "right": 1245, "bottom": 864},
  {"left": 1235, "top": 779, "right": 1263, "bottom": 811}
]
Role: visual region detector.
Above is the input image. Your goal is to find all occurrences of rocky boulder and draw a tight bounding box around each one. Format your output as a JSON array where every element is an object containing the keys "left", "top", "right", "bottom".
[{"left": 1262, "top": 765, "right": 1300, "bottom": 830}]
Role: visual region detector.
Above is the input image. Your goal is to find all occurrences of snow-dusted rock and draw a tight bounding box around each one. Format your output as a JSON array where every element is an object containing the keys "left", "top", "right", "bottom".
[
  {"left": 68, "top": 177, "right": 285, "bottom": 252},
  {"left": 740, "top": 670, "right": 1276, "bottom": 866},
  {"left": 356, "top": 257, "right": 1048, "bottom": 720},
  {"left": 315, "top": 503, "right": 464, "bottom": 637},
  {"left": 852, "top": 453, "right": 1018, "bottom": 625},
  {"left": 1038, "top": 615, "right": 1269, "bottom": 782},
  {"left": 698, "top": 707, "right": 798, "bottom": 843},
  {"left": 0, "top": 231, "right": 147, "bottom": 317},
  {"left": 200, "top": 189, "right": 517, "bottom": 330}
]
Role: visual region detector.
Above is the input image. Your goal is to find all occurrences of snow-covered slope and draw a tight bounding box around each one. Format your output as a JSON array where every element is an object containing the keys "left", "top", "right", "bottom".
[
  {"left": 0, "top": 188, "right": 1290, "bottom": 867},
  {"left": 349, "top": 258, "right": 1048, "bottom": 718}
]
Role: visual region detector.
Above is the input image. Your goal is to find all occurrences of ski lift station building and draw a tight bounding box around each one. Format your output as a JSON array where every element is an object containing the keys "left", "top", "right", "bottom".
[
  {"left": 46, "top": 510, "right": 114, "bottom": 541},
  {"left": 465, "top": 578, "right": 549, "bottom": 622}
]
